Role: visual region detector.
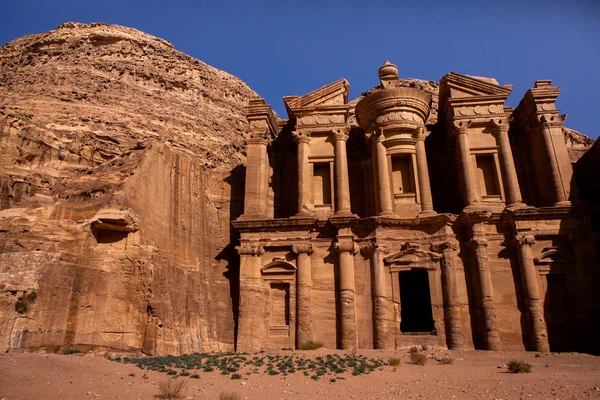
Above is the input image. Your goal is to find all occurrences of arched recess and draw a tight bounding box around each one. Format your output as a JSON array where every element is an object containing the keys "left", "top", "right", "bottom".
[
  {"left": 383, "top": 243, "right": 443, "bottom": 343},
  {"left": 261, "top": 260, "right": 296, "bottom": 348}
]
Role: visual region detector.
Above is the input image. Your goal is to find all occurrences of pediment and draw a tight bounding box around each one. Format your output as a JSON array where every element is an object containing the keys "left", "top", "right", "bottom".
[
  {"left": 534, "top": 247, "right": 574, "bottom": 265},
  {"left": 441, "top": 72, "right": 512, "bottom": 99},
  {"left": 384, "top": 243, "right": 441, "bottom": 265},
  {"left": 261, "top": 260, "right": 296, "bottom": 276},
  {"left": 283, "top": 79, "right": 349, "bottom": 114}
]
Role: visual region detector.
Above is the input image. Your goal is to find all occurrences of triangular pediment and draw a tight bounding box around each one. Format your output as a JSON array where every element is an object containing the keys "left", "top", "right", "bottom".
[
  {"left": 384, "top": 243, "right": 441, "bottom": 265},
  {"left": 442, "top": 72, "right": 512, "bottom": 99},
  {"left": 283, "top": 79, "right": 349, "bottom": 112}
]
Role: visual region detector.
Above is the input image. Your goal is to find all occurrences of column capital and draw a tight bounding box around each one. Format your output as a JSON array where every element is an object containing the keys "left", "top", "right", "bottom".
[
  {"left": 467, "top": 236, "right": 488, "bottom": 249},
  {"left": 539, "top": 113, "right": 566, "bottom": 128},
  {"left": 490, "top": 118, "right": 510, "bottom": 133},
  {"left": 360, "top": 241, "right": 390, "bottom": 256},
  {"left": 431, "top": 237, "right": 459, "bottom": 252},
  {"left": 334, "top": 241, "right": 358, "bottom": 254},
  {"left": 416, "top": 126, "right": 428, "bottom": 141},
  {"left": 452, "top": 119, "right": 472, "bottom": 134},
  {"left": 246, "top": 136, "right": 268, "bottom": 146},
  {"left": 515, "top": 234, "right": 535, "bottom": 246},
  {"left": 372, "top": 128, "right": 386, "bottom": 143},
  {"left": 293, "top": 130, "right": 311, "bottom": 144},
  {"left": 334, "top": 128, "right": 350, "bottom": 142},
  {"left": 236, "top": 244, "right": 265, "bottom": 256},
  {"left": 292, "top": 243, "right": 314, "bottom": 255}
]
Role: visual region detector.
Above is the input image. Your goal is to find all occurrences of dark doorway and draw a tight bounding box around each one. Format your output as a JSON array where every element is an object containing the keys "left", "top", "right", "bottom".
[{"left": 399, "top": 269, "right": 435, "bottom": 333}]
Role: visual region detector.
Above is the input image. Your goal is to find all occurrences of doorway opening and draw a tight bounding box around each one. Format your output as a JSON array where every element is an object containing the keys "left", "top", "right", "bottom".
[{"left": 399, "top": 269, "right": 435, "bottom": 333}]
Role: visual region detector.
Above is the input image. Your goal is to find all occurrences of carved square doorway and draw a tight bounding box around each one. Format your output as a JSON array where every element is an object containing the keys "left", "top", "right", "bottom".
[{"left": 399, "top": 269, "right": 435, "bottom": 333}]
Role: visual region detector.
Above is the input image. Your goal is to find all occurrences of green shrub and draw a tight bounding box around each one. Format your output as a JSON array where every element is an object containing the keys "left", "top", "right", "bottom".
[
  {"left": 299, "top": 340, "right": 324, "bottom": 350},
  {"left": 231, "top": 373, "right": 242, "bottom": 380},
  {"left": 388, "top": 357, "right": 401, "bottom": 366},
  {"left": 507, "top": 360, "right": 532, "bottom": 373},
  {"left": 410, "top": 352, "right": 427, "bottom": 366},
  {"left": 62, "top": 349, "right": 83, "bottom": 355}
]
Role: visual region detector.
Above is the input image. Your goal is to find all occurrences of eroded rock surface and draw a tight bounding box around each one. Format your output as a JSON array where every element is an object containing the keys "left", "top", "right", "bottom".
[{"left": 0, "top": 22, "right": 256, "bottom": 354}]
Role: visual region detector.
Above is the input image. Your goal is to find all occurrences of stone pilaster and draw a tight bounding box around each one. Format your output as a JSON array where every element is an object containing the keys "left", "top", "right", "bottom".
[
  {"left": 294, "top": 132, "right": 313, "bottom": 216},
  {"left": 242, "top": 137, "right": 269, "bottom": 218},
  {"left": 433, "top": 238, "right": 465, "bottom": 350},
  {"left": 492, "top": 119, "right": 523, "bottom": 208},
  {"left": 334, "top": 129, "right": 352, "bottom": 215},
  {"left": 335, "top": 235, "right": 358, "bottom": 350},
  {"left": 415, "top": 128, "right": 436, "bottom": 216},
  {"left": 453, "top": 120, "right": 478, "bottom": 208},
  {"left": 362, "top": 242, "right": 390, "bottom": 349},
  {"left": 292, "top": 243, "right": 314, "bottom": 348},
  {"left": 467, "top": 233, "right": 501, "bottom": 350},
  {"left": 373, "top": 129, "right": 395, "bottom": 217},
  {"left": 515, "top": 234, "right": 549, "bottom": 352},
  {"left": 236, "top": 243, "right": 265, "bottom": 352}
]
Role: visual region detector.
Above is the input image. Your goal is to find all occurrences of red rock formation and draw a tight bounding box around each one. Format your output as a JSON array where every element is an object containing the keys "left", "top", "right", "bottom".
[{"left": 0, "top": 22, "right": 256, "bottom": 354}]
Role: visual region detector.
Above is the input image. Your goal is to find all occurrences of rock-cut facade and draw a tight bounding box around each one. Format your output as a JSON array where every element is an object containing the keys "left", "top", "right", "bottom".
[{"left": 232, "top": 61, "right": 600, "bottom": 353}]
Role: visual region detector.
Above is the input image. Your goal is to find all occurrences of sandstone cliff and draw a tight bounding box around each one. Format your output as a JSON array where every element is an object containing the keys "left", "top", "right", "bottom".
[{"left": 0, "top": 22, "right": 257, "bottom": 354}]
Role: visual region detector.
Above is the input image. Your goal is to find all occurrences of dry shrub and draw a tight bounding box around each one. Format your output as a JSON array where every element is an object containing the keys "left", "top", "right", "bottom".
[
  {"left": 507, "top": 360, "right": 532, "bottom": 373},
  {"left": 156, "top": 378, "right": 187, "bottom": 399},
  {"left": 438, "top": 356, "right": 454, "bottom": 365},
  {"left": 388, "top": 357, "right": 401, "bottom": 366},
  {"left": 410, "top": 352, "right": 427, "bottom": 366},
  {"left": 409, "top": 346, "right": 420, "bottom": 353},
  {"left": 219, "top": 392, "right": 242, "bottom": 400},
  {"left": 421, "top": 344, "right": 429, "bottom": 351},
  {"left": 299, "top": 340, "right": 324, "bottom": 350}
]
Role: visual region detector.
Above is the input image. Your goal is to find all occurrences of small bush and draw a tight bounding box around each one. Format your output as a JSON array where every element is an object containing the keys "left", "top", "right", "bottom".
[
  {"left": 410, "top": 352, "right": 427, "bottom": 366},
  {"left": 219, "top": 392, "right": 242, "bottom": 400},
  {"left": 128, "top": 373, "right": 135, "bottom": 377},
  {"left": 507, "top": 360, "right": 532, "bottom": 373},
  {"left": 388, "top": 357, "right": 401, "bottom": 366},
  {"left": 438, "top": 357, "right": 454, "bottom": 365},
  {"left": 421, "top": 344, "right": 429, "bottom": 351},
  {"left": 409, "top": 346, "right": 420, "bottom": 353},
  {"left": 231, "top": 373, "right": 242, "bottom": 380},
  {"left": 299, "top": 340, "right": 324, "bottom": 350},
  {"left": 535, "top": 353, "right": 542, "bottom": 358},
  {"left": 156, "top": 379, "right": 187, "bottom": 400}
]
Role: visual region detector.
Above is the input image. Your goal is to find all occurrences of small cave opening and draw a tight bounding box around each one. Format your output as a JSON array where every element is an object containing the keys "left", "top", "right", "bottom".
[{"left": 92, "top": 227, "right": 128, "bottom": 244}]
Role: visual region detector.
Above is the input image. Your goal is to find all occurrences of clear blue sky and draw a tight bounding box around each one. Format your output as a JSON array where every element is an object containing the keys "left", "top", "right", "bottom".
[{"left": 1, "top": 0, "right": 599, "bottom": 139}]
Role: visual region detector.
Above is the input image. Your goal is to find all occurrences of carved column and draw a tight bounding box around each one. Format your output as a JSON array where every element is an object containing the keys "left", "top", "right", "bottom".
[
  {"left": 493, "top": 120, "right": 523, "bottom": 207},
  {"left": 515, "top": 234, "right": 549, "bottom": 352},
  {"left": 335, "top": 236, "right": 358, "bottom": 350},
  {"left": 373, "top": 130, "right": 395, "bottom": 217},
  {"left": 540, "top": 120, "right": 569, "bottom": 205},
  {"left": 415, "top": 129, "right": 436, "bottom": 216},
  {"left": 362, "top": 242, "right": 390, "bottom": 349},
  {"left": 454, "top": 121, "right": 477, "bottom": 207},
  {"left": 292, "top": 243, "right": 314, "bottom": 348},
  {"left": 294, "top": 133, "right": 313, "bottom": 215},
  {"left": 236, "top": 244, "right": 265, "bottom": 352},
  {"left": 433, "top": 238, "right": 465, "bottom": 350},
  {"left": 334, "top": 130, "right": 352, "bottom": 215},
  {"left": 468, "top": 234, "right": 501, "bottom": 350},
  {"left": 242, "top": 137, "right": 269, "bottom": 218}
]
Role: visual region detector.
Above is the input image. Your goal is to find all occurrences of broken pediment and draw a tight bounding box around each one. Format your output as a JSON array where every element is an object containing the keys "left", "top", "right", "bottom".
[
  {"left": 534, "top": 247, "right": 574, "bottom": 265},
  {"left": 283, "top": 79, "right": 349, "bottom": 117},
  {"left": 440, "top": 72, "right": 512, "bottom": 99}
]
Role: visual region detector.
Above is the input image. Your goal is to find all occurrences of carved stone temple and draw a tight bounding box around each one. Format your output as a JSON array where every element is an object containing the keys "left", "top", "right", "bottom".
[{"left": 232, "top": 61, "right": 600, "bottom": 353}]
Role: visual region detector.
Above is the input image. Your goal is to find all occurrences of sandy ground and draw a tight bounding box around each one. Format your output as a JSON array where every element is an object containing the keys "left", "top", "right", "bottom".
[{"left": 1, "top": 349, "right": 600, "bottom": 400}]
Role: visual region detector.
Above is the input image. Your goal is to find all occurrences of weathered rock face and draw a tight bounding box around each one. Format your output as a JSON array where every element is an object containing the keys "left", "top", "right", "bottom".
[{"left": 0, "top": 22, "right": 256, "bottom": 354}]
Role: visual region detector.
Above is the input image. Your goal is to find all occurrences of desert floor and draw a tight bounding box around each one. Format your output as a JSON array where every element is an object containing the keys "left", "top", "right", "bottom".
[{"left": 1, "top": 348, "right": 600, "bottom": 400}]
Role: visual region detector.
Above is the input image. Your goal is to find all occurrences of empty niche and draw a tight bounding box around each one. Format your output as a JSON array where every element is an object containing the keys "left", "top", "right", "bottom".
[
  {"left": 269, "top": 282, "right": 290, "bottom": 336},
  {"left": 391, "top": 155, "right": 415, "bottom": 195},
  {"left": 313, "top": 162, "right": 332, "bottom": 206},
  {"left": 475, "top": 154, "right": 500, "bottom": 197},
  {"left": 92, "top": 228, "right": 128, "bottom": 244}
]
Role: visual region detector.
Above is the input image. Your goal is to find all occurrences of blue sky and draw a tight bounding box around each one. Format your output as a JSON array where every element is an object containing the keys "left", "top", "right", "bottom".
[{"left": 1, "top": 0, "right": 599, "bottom": 139}]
